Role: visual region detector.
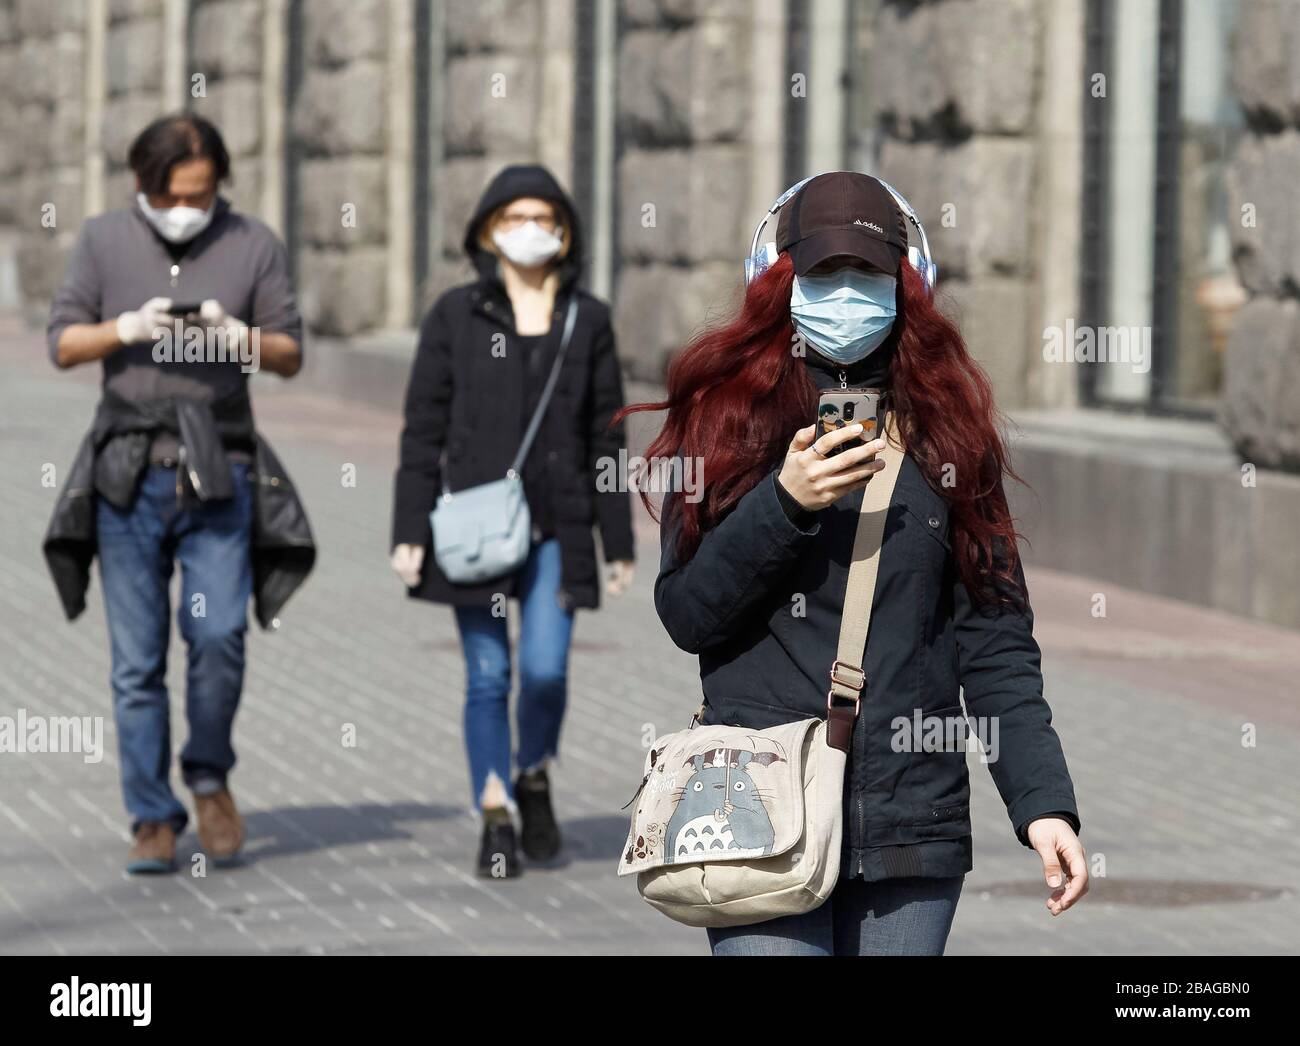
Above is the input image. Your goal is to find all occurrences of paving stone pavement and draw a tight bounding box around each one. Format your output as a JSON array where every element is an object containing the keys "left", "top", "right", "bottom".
[{"left": 1, "top": 322, "right": 1297, "bottom": 956}]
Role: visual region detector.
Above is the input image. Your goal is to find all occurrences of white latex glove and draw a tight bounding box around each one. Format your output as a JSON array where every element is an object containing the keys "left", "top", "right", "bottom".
[
  {"left": 391, "top": 544, "right": 425, "bottom": 588},
  {"left": 199, "top": 298, "right": 249, "bottom": 338},
  {"left": 115, "top": 297, "right": 173, "bottom": 345}
]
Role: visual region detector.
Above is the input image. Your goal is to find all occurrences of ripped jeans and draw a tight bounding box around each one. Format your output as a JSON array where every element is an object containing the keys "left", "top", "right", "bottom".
[{"left": 452, "top": 539, "right": 575, "bottom": 811}]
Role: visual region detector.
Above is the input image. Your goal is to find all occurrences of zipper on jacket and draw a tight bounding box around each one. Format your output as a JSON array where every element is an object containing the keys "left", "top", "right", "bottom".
[{"left": 838, "top": 368, "right": 848, "bottom": 389}]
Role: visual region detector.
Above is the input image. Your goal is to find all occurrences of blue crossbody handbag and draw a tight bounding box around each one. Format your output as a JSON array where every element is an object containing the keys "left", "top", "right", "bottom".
[{"left": 429, "top": 298, "right": 579, "bottom": 585}]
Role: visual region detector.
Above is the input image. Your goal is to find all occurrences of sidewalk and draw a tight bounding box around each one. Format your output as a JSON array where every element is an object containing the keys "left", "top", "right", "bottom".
[{"left": 0, "top": 323, "right": 1296, "bottom": 955}]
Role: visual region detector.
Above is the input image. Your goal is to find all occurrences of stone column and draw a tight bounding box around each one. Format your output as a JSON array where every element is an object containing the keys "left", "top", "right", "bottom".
[
  {"left": 261, "top": 0, "right": 289, "bottom": 235},
  {"left": 747, "top": 0, "right": 787, "bottom": 225},
  {"left": 804, "top": 0, "right": 849, "bottom": 174},
  {"left": 1029, "top": 0, "right": 1084, "bottom": 409},
  {"left": 587, "top": 0, "right": 619, "bottom": 301},
  {"left": 83, "top": 0, "right": 108, "bottom": 222},
  {"left": 162, "top": 0, "right": 189, "bottom": 110},
  {"left": 537, "top": 0, "right": 577, "bottom": 189},
  {"left": 386, "top": 0, "right": 416, "bottom": 329}
]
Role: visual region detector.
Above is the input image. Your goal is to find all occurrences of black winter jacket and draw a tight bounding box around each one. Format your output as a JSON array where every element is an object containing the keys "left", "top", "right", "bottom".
[
  {"left": 392, "top": 165, "right": 635, "bottom": 610},
  {"left": 654, "top": 359, "right": 1080, "bottom": 881},
  {"left": 43, "top": 388, "right": 315, "bottom": 630}
]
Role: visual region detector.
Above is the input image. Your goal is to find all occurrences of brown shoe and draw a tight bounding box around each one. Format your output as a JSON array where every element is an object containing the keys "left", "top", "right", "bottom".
[
  {"left": 194, "top": 788, "right": 245, "bottom": 865},
  {"left": 127, "top": 821, "right": 177, "bottom": 875}
]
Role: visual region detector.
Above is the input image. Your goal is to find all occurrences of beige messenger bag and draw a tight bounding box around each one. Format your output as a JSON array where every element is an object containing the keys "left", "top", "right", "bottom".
[{"left": 617, "top": 425, "right": 903, "bottom": 928}]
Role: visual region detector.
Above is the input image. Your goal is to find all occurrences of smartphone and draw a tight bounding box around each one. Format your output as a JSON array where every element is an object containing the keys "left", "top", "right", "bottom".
[
  {"left": 815, "top": 388, "right": 881, "bottom": 456},
  {"left": 166, "top": 302, "right": 202, "bottom": 316}
]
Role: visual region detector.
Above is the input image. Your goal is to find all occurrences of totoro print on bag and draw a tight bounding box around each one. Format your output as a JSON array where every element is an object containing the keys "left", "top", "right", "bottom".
[
  {"left": 664, "top": 747, "right": 781, "bottom": 862},
  {"left": 618, "top": 720, "right": 818, "bottom": 876}
]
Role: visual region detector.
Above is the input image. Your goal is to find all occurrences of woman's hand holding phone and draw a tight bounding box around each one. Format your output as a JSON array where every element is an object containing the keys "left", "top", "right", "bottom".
[{"left": 778, "top": 424, "right": 887, "bottom": 511}]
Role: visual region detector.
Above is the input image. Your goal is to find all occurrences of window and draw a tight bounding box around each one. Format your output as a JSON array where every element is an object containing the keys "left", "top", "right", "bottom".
[{"left": 1080, "top": 0, "right": 1245, "bottom": 415}]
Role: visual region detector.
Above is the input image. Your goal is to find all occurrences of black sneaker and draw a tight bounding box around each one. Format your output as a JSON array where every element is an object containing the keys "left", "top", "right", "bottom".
[
  {"left": 516, "top": 768, "right": 562, "bottom": 861},
  {"left": 476, "top": 808, "right": 522, "bottom": 879}
]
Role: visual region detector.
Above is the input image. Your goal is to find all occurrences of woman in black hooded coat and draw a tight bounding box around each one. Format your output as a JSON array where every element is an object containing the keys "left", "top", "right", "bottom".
[{"left": 391, "top": 165, "right": 636, "bottom": 877}]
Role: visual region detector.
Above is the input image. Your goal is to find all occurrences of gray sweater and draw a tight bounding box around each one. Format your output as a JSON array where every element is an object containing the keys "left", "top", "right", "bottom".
[{"left": 47, "top": 198, "right": 303, "bottom": 460}]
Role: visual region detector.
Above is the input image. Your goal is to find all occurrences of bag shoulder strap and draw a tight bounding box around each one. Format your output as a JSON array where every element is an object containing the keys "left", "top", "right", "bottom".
[
  {"left": 826, "top": 412, "right": 904, "bottom": 753},
  {"left": 508, "top": 296, "right": 580, "bottom": 478}
]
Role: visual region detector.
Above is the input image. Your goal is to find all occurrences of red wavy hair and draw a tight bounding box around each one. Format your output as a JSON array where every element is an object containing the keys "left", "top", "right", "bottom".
[{"left": 617, "top": 253, "right": 1026, "bottom": 606}]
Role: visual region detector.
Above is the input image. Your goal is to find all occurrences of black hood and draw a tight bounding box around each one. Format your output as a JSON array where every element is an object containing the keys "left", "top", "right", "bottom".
[{"left": 463, "top": 164, "right": 584, "bottom": 291}]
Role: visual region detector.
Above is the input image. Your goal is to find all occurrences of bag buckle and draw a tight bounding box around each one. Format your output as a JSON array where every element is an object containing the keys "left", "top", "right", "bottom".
[{"left": 826, "top": 659, "right": 865, "bottom": 715}]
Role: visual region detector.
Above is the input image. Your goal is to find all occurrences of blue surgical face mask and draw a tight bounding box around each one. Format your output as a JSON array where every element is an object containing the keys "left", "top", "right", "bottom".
[{"left": 790, "top": 269, "right": 897, "bottom": 365}]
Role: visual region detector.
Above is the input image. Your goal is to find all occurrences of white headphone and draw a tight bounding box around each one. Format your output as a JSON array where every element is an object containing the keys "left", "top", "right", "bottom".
[{"left": 743, "top": 173, "right": 938, "bottom": 296}]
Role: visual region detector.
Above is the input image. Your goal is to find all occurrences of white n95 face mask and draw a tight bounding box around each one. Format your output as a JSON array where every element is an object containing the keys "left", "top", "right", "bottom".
[
  {"left": 790, "top": 269, "right": 898, "bottom": 365},
  {"left": 137, "top": 193, "right": 215, "bottom": 244},
  {"left": 493, "top": 221, "right": 564, "bottom": 268}
]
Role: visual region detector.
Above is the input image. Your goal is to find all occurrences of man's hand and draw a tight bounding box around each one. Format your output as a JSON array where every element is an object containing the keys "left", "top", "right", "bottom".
[
  {"left": 1027, "top": 816, "right": 1089, "bottom": 916},
  {"left": 115, "top": 296, "right": 173, "bottom": 346},
  {"left": 391, "top": 544, "right": 424, "bottom": 588},
  {"left": 198, "top": 298, "right": 246, "bottom": 339},
  {"left": 199, "top": 299, "right": 301, "bottom": 377},
  {"left": 56, "top": 298, "right": 172, "bottom": 368}
]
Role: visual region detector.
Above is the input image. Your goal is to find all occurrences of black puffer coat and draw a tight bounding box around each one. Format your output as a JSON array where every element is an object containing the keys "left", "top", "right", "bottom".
[{"left": 391, "top": 165, "right": 635, "bottom": 609}]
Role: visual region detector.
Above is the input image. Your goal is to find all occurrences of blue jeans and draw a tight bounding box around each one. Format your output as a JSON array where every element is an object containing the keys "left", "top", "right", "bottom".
[
  {"left": 453, "top": 539, "right": 575, "bottom": 810},
  {"left": 96, "top": 463, "right": 253, "bottom": 833},
  {"left": 706, "top": 874, "right": 964, "bottom": 955}
]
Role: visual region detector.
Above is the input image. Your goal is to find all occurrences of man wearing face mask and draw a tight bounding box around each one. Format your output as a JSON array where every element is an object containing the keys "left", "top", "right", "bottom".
[{"left": 44, "top": 114, "right": 312, "bottom": 875}]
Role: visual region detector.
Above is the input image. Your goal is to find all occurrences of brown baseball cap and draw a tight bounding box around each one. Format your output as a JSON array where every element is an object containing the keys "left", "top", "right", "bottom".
[{"left": 776, "top": 172, "right": 907, "bottom": 277}]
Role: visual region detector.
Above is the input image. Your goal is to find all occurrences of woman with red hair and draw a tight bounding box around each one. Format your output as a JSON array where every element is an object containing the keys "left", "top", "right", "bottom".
[{"left": 622, "top": 172, "right": 1086, "bottom": 955}]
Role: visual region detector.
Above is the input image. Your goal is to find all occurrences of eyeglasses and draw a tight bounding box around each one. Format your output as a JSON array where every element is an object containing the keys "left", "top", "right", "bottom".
[{"left": 497, "top": 211, "right": 560, "bottom": 233}]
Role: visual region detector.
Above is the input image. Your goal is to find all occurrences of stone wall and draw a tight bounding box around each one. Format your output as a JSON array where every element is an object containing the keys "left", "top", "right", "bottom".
[
  {"left": 0, "top": 0, "right": 1292, "bottom": 457},
  {"left": 867, "top": 0, "right": 1045, "bottom": 407},
  {"left": 290, "top": 0, "right": 390, "bottom": 336},
  {"left": 190, "top": 0, "right": 264, "bottom": 215},
  {"left": 431, "top": 0, "right": 559, "bottom": 303},
  {"left": 3, "top": 0, "right": 87, "bottom": 315},
  {"left": 1222, "top": 0, "right": 1300, "bottom": 470},
  {"left": 612, "top": 0, "right": 755, "bottom": 383},
  {"left": 104, "top": 0, "right": 166, "bottom": 204}
]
